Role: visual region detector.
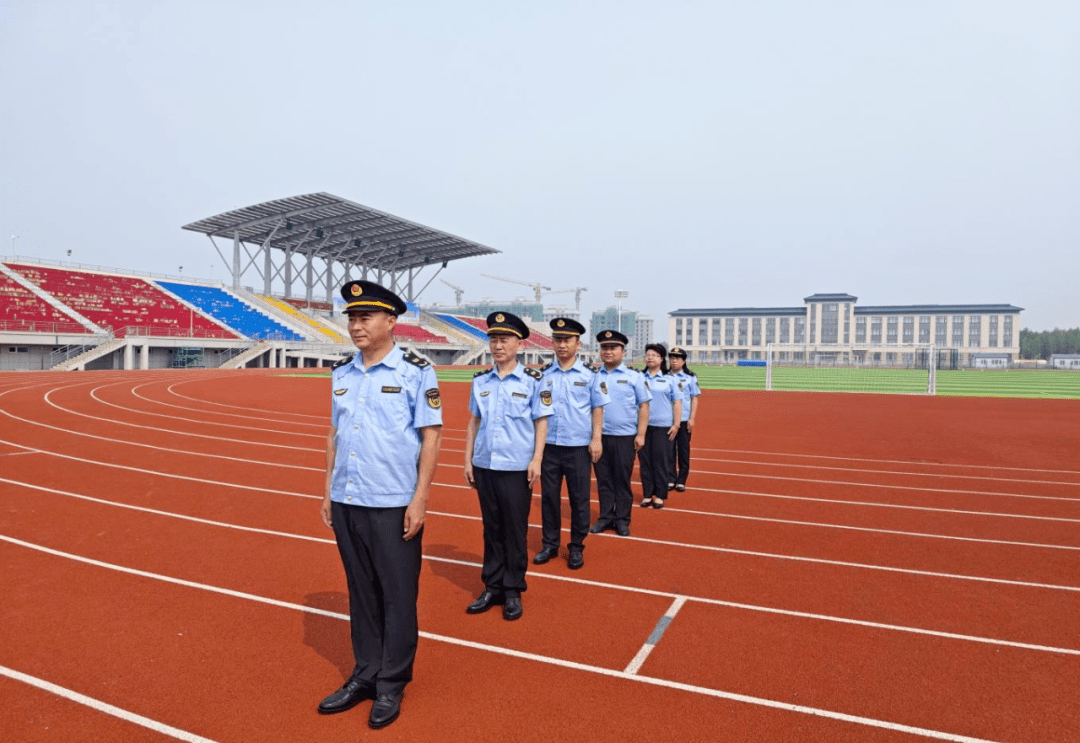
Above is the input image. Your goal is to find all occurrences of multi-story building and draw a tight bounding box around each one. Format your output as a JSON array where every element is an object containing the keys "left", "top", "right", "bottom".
[
  {"left": 669, "top": 293, "right": 1023, "bottom": 367},
  {"left": 590, "top": 307, "right": 637, "bottom": 350},
  {"left": 634, "top": 314, "right": 654, "bottom": 355}
]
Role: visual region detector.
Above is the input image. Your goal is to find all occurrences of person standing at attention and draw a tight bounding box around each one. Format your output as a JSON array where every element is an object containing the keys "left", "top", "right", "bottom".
[
  {"left": 668, "top": 346, "right": 701, "bottom": 492},
  {"left": 463, "top": 312, "right": 552, "bottom": 621},
  {"left": 533, "top": 317, "right": 609, "bottom": 570},
  {"left": 318, "top": 280, "right": 442, "bottom": 730},
  {"left": 638, "top": 343, "right": 681, "bottom": 508},
  {"left": 589, "top": 329, "right": 651, "bottom": 536}
]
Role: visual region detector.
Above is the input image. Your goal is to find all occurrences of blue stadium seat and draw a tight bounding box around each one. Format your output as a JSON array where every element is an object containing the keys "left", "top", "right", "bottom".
[
  {"left": 158, "top": 282, "right": 305, "bottom": 341},
  {"left": 435, "top": 313, "right": 488, "bottom": 341}
]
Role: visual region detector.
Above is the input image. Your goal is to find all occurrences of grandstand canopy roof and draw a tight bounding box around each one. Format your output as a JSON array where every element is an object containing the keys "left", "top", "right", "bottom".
[{"left": 181, "top": 192, "right": 500, "bottom": 272}]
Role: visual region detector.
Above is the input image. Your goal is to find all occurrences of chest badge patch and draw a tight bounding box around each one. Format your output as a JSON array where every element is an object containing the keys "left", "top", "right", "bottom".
[
  {"left": 426, "top": 388, "right": 442, "bottom": 409},
  {"left": 540, "top": 390, "right": 552, "bottom": 406},
  {"left": 512, "top": 392, "right": 528, "bottom": 399},
  {"left": 333, "top": 388, "right": 348, "bottom": 396}
]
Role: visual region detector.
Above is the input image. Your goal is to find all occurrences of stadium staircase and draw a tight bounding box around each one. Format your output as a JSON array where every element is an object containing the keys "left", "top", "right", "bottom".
[
  {"left": 218, "top": 341, "right": 269, "bottom": 369},
  {"left": 51, "top": 336, "right": 128, "bottom": 371},
  {"left": 0, "top": 262, "right": 102, "bottom": 333}
]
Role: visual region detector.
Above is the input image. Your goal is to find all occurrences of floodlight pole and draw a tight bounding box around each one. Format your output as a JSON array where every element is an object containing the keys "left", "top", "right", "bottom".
[{"left": 615, "top": 289, "right": 629, "bottom": 354}]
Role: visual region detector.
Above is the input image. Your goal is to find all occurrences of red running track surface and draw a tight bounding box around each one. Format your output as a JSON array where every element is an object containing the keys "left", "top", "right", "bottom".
[{"left": 1, "top": 369, "right": 1079, "bottom": 742}]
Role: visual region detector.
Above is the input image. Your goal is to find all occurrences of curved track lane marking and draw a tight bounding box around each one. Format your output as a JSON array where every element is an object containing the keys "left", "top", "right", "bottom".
[
  {"left": 165, "top": 378, "right": 327, "bottom": 422},
  {"left": 130, "top": 379, "right": 328, "bottom": 429},
  {"left": 0, "top": 536, "right": 1009, "bottom": 743},
  {"left": 91, "top": 381, "right": 324, "bottom": 439},
  {"left": 8, "top": 475, "right": 1080, "bottom": 656},
  {"left": 0, "top": 665, "right": 219, "bottom": 743}
]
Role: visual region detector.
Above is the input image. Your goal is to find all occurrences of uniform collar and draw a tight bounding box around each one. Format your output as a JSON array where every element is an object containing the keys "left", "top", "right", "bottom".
[
  {"left": 553, "top": 356, "right": 586, "bottom": 373},
  {"left": 645, "top": 368, "right": 665, "bottom": 379},
  {"left": 602, "top": 362, "right": 629, "bottom": 374},
  {"left": 352, "top": 343, "right": 402, "bottom": 371},
  {"left": 494, "top": 361, "right": 524, "bottom": 379}
]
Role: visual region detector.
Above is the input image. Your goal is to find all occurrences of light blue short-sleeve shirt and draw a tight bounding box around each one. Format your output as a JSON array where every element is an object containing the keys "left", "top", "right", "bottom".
[
  {"left": 644, "top": 369, "right": 679, "bottom": 428},
  {"left": 672, "top": 370, "right": 702, "bottom": 422},
  {"left": 541, "top": 358, "right": 610, "bottom": 447},
  {"left": 470, "top": 362, "right": 554, "bottom": 470},
  {"left": 596, "top": 363, "right": 652, "bottom": 436},
  {"left": 330, "top": 345, "right": 442, "bottom": 507}
]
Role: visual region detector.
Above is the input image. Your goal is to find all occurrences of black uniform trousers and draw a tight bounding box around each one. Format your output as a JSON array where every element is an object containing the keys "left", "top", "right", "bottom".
[
  {"left": 673, "top": 420, "right": 692, "bottom": 487},
  {"left": 474, "top": 466, "right": 532, "bottom": 598},
  {"left": 331, "top": 501, "right": 422, "bottom": 697},
  {"left": 540, "top": 444, "right": 592, "bottom": 554},
  {"left": 593, "top": 434, "right": 636, "bottom": 528},
  {"left": 639, "top": 425, "right": 674, "bottom": 500}
]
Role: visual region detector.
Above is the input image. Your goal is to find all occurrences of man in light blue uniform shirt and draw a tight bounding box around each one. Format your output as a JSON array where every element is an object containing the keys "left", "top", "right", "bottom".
[
  {"left": 464, "top": 312, "right": 553, "bottom": 621},
  {"left": 533, "top": 317, "right": 609, "bottom": 570},
  {"left": 317, "top": 280, "right": 442, "bottom": 730},
  {"left": 589, "top": 329, "right": 651, "bottom": 536}
]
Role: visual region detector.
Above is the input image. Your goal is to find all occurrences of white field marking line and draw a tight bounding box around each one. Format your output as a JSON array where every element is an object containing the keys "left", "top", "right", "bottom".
[
  {"left": 688, "top": 467, "right": 1080, "bottom": 505},
  {"left": 437, "top": 446, "right": 1080, "bottom": 506},
  {"left": 0, "top": 665, "right": 220, "bottom": 743},
  {"left": 0, "top": 392, "right": 324, "bottom": 472},
  {"left": 624, "top": 596, "right": 688, "bottom": 675},
  {"left": 694, "top": 445, "right": 1080, "bottom": 477},
  {"left": 691, "top": 456, "right": 1080, "bottom": 488},
  {"left": 0, "top": 450, "right": 37, "bottom": 457},
  {"left": 0, "top": 535, "right": 1008, "bottom": 743},
  {"left": 93, "top": 381, "right": 325, "bottom": 439},
  {"left": 45, "top": 386, "right": 322, "bottom": 454},
  {"left": 0, "top": 437, "right": 321, "bottom": 499},
  {"left": 130, "top": 379, "right": 328, "bottom": 429},
  {"left": 166, "top": 378, "right": 329, "bottom": 422},
  {"left": 430, "top": 510, "right": 1080, "bottom": 592},
  {"left": 12, "top": 475, "right": 1080, "bottom": 658}
]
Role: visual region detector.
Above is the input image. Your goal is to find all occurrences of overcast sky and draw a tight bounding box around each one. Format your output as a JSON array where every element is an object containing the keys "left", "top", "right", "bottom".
[{"left": 2, "top": 1, "right": 1077, "bottom": 338}]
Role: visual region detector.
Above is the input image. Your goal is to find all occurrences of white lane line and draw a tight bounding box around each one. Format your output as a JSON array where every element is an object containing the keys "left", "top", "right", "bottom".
[
  {"left": 89, "top": 381, "right": 324, "bottom": 439},
  {"left": 0, "top": 665, "right": 220, "bottom": 743},
  {"left": 693, "top": 446, "right": 1080, "bottom": 477},
  {"left": 690, "top": 456, "right": 1080, "bottom": 488},
  {"left": 624, "top": 596, "right": 688, "bottom": 675},
  {"left": 0, "top": 536, "right": 1006, "bottom": 743},
  {"left": 0, "top": 450, "right": 37, "bottom": 457},
  {"left": 44, "top": 387, "right": 321, "bottom": 454},
  {"left": 132, "top": 380, "right": 328, "bottom": 429},
  {"left": 8, "top": 476, "right": 1080, "bottom": 657},
  {"left": 165, "top": 379, "right": 328, "bottom": 422}
]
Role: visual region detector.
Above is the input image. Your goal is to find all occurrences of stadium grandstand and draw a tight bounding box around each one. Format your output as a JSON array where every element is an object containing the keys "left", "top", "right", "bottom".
[{"left": 0, "top": 192, "right": 562, "bottom": 371}]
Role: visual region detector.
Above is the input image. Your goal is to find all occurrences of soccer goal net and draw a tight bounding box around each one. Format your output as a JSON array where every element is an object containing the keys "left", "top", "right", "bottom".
[{"left": 765, "top": 345, "right": 936, "bottom": 394}]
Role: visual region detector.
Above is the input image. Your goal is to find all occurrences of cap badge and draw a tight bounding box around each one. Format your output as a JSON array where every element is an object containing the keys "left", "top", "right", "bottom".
[
  {"left": 605, "top": 331, "right": 612, "bottom": 338},
  {"left": 495, "top": 313, "right": 505, "bottom": 322},
  {"left": 351, "top": 284, "right": 362, "bottom": 296},
  {"left": 557, "top": 319, "right": 565, "bottom": 327}
]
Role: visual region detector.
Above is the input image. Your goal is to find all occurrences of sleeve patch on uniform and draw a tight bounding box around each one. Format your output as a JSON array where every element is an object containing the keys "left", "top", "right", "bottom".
[
  {"left": 678, "top": 382, "right": 684, "bottom": 391},
  {"left": 426, "top": 388, "right": 442, "bottom": 409},
  {"left": 382, "top": 386, "right": 402, "bottom": 393},
  {"left": 600, "top": 381, "right": 608, "bottom": 394},
  {"left": 540, "top": 390, "right": 552, "bottom": 406},
  {"left": 644, "top": 380, "right": 651, "bottom": 390},
  {"left": 333, "top": 388, "right": 348, "bottom": 396}
]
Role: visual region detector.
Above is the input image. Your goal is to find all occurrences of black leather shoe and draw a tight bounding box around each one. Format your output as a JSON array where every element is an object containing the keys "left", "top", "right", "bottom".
[
  {"left": 615, "top": 524, "right": 631, "bottom": 537},
  {"left": 368, "top": 693, "right": 401, "bottom": 729},
  {"left": 567, "top": 550, "right": 584, "bottom": 570},
  {"left": 318, "top": 678, "right": 374, "bottom": 715},
  {"left": 503, "top": 597, "right": 523, "bottom": 621},
  {"left": 675, "top": 484, "right": 686, "bottom": 492},
  {"left": 588, "top": 521, "right": 610, "bottom": 534},
  {"left": 533, "top": 546, "right": 559, "bottom": 565},
  {"left": 466, "top": 590, "right": 504, "bottom": 614}
]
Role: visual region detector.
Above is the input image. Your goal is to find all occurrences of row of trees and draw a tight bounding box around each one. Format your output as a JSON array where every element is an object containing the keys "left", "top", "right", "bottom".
[{"left": 1020, "top": 328, "right": 1080, "bottom": 359}]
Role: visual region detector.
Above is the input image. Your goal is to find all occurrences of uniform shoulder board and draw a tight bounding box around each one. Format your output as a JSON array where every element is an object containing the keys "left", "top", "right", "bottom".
[
  {"left": 474, "top": 367, "right": 493, "bottom": 378},
  {"left": 524, "top": 366, "right": 543, "bottom": 380},
  {"left": 585, "top": 362, "right": 600, "bottom": 373},
  {"left": 539, "top": 361, "right": 554, "bottom": 372},
  {"left": 403, "top": 351, "right": 430, "bottom": 368},
  {"left": 332, "top": 354, "right": 355, "bottom": 369}
]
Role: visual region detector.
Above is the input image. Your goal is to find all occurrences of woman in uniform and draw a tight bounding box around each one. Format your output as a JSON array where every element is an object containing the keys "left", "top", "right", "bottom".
[
  {"left": 637, "top": 343, "right": 681, "bottom": 509},
  {"left": 668, "top": 347, "right": 701, "bottom": 492}
]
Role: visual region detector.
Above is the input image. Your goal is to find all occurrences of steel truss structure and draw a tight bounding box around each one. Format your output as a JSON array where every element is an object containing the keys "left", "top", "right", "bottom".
[{"left": 182, "top": 193, "right": 500, "bottom": 303}]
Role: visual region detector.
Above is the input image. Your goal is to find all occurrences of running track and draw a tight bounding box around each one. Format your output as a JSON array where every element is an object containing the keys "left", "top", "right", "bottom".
[{"left": 2, "top": 370, "right": 1079, "bottom": 742}]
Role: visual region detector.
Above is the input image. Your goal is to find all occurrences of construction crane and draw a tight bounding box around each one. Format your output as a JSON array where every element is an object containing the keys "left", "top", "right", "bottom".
[
  {"left": 439, "top": 278, "right": 465, "bottom": 305},
  {"left": 547, "top": 286, "right": 589, "bottom": 311},
  {"left": 481, "top": 273, "right": 551, "bottom": 303}
]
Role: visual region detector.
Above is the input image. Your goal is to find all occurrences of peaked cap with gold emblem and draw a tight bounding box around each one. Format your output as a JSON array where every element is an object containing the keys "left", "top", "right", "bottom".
[
  {"left": 549, "top": 317, "right": 585, "bottom": 338},
  {"left": 485, "top": 311, "right": 530, "bottom": 339},
  {"left": 340, "top": 280, "right": 408, "bottom": 315},
  {"left": 668, "top": 346, "right": 688, "bottom": 359},
  {"left": 596, "top": 329, "right": 629, "bottom": 346}
]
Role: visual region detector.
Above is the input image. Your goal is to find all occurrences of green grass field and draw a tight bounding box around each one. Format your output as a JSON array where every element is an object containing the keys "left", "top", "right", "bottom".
[{"left": 289, "top": 366, "right": 1080, "bottom": 399}]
